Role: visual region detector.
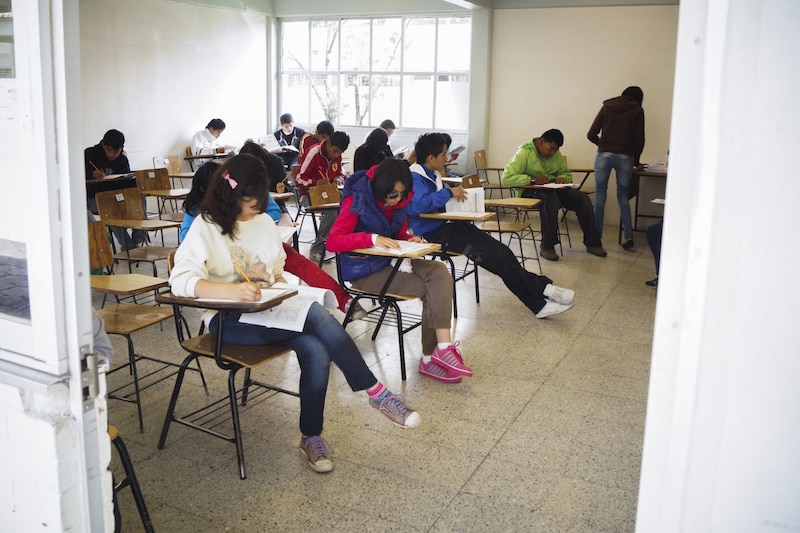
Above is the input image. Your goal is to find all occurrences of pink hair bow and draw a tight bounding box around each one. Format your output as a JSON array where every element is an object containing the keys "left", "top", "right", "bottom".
[{"left": 222, "top": 171, "right": 238, "bottom": 189}]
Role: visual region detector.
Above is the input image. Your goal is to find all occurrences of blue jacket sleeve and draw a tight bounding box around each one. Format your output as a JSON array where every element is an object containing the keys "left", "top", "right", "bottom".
[
  {"left": 266, "top": 194, "right": 282, "bottom": 222},
  {"left": 408, "top": 173, "right": 452, "bottom": 218}
]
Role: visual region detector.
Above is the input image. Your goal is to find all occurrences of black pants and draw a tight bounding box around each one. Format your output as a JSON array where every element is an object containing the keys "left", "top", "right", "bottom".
[
  {"left": 522, "top": 188, "right": 602, "bottom": 249},
  {"left": 428, "top": 221, "right": 552, "bottom": 314}
]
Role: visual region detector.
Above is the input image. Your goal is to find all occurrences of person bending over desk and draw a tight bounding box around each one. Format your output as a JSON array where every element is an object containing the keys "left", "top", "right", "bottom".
[
  {"left": 327, "top": 158, "right": 473, "bottom": 383},
  {"left": 299, "top": 120, "right": 334, "bottom": 165},
  {"left": 407, "top": 133, "right": 575, "bottom": 319},
  {"left": 84, "top": 129, "right": 145, "bottom": 251},
  {"left": 502, "top": 128, "right": 607, "bottom": 262},
  {"left": 191, "top": 118, "right": 228, "bottom": 166},
  {"left": 171, "top": 154, "right": 420, "bottom": 473}
]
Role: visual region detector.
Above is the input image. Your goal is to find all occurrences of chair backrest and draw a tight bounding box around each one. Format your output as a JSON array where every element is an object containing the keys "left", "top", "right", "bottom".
[
  {"left": 474, "top": 149, "right": 488, "bottom": 169},
  {"left": 96, "top": 188, "right": 146, "bottom": 222},
  {"left": 88, "top": 220, "right": 114, "bottom": 270},
  {"left": 167, "top": 250, "right": 175, "bottom": 273},
  {"left": 135, "top": 168, "right": 172, "bottom": 193},
  {"left": 290, "top": 164, "right": 301, "bottom": 182},
  {"left": 309, "top": 182, "right": 340, "bottom": 207},
  {"left": 462, "top": 173, "right": 481, "bottom": 189},
  {"left": 186, "top": 145, "right": 193, "bottom": 157},
  {"left": 153, "top": 155, "right": 182, "bottom": 175}
]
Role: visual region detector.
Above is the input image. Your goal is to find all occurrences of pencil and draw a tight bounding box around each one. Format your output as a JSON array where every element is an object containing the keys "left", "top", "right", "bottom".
[
  {"left": 89, "top": 160, "right": 101, "bottom": 172},
  {"left": 280, "top": 173, "right": 289, "bottom": 183},
  {"left": 233, "top": 262, "right": 253, "bottom": 284}
]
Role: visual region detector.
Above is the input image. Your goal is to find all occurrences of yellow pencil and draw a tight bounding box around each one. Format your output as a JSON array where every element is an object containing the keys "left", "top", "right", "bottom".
[
  {"left": 89, "top": 160, "right": 102, "bottom": 172},
  {"left": 233, "top": 262, "right": 253, "bottom": 284}
]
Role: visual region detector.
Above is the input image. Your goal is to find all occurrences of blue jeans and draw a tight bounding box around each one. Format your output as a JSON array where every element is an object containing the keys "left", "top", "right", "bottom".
[
  {"left": 594, "top": 152, "right": 634, "bottom": 240},
  {"left": 209, "top": 302, "right": 377, "bottom": 437}
]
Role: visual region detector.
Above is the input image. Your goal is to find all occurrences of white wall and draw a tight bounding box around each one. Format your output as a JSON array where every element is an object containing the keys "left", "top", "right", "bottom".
[
  {"left": 80, "top": 0, "right": 271, "bottom": 172},
  {"left": 487, "top": 5, "right": 677, "bottom": 227}
]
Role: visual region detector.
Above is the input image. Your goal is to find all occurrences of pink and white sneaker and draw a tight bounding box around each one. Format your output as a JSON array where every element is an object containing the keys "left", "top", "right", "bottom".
[
  {"left": 418, "top": 359, "right": 462, "bottom": 383},
  {"left": 432, "top": 341, "right": 473, "bottom": 377}
]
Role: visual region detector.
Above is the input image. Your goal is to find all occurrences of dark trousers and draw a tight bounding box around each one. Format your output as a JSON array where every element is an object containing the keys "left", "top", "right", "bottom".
[
  {"left": 428, "top": 221, "right": 552, "bottom": 314},
  {"left": 646, "top": 220, "right": 663, "bottom": 275},
  {"left": 522, "top": 188, "right": 602, "bottom": 249}
]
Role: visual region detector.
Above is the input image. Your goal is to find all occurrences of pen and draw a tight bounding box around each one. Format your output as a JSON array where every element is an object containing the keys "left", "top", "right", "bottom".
[{"left": 233, "top": 262, "right": 253, "bottom": 284}]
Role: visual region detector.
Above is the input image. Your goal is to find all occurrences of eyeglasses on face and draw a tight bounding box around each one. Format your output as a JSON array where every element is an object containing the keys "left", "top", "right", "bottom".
[
  {"left": 386, "top": 192, "right": 404, "bottom": 200},
  {"left": 542, "top": 142, "right": 559, "bottom": 153}
]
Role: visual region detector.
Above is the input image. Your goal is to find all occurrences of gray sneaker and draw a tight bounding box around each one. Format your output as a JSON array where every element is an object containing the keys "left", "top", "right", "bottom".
[
  {"left": 369, "top": 392, "right": 421, "bottom": 429},
  {"left": 299, "top": 435, "right": 334, "bottom": 473}
]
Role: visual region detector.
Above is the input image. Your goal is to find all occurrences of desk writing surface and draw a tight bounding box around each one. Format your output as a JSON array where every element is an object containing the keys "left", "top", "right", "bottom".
[
  {"left": 271, "top": 192, "right": 294, "bottom": 201},
  {"left": 184, "top": 153, "right": 230, "bottom": 161},
  {"left": 523, "top": 182, "right": 577, "bottom": 190},
  {"left": 420, "top": 211, "right": 496, "bottom": 222},
  {"left": 102, "top": 219, "right": 181, "bottom": 230},
  {"left": 156, "top": 288, "right": 297, "bottom": 311},
  {"left": 306, "top": 203, "right": 340, "bottom": 213},
  {"left": 141, "top": 188, "right": 190, "bottom": 198},
  {"left": 90, "top": 273, "right": 168, "bottom": 295},
  {"left": 168, "top": 172, "right": 195, "bottom": 179},
  {"left": 484, "top": 197, "right": 541, "bottom": 209},
  {"left": 352, "top": 241, "right": 441, "bottom": 258}
]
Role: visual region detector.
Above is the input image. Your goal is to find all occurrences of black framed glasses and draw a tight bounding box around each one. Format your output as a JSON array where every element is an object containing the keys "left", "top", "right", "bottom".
[{"left": 386, "top": 191, "right": 404, "bottom": 200}]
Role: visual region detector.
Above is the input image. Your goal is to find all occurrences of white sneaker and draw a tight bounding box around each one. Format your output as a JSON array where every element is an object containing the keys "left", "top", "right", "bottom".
[
  {"left": 535, "top": 300, "right": 574, "bottom": 319},
  {"left": 544, "top": 284, "right": 575, "bottom": 305}
]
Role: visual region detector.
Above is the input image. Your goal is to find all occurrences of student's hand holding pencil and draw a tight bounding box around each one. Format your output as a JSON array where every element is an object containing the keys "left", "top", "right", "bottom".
[
  {"left": 89, "top": 161, "right": 105, "bottom": 180},
  {"left": 233, "top": 262, "right": 261, "bottom": 301}
]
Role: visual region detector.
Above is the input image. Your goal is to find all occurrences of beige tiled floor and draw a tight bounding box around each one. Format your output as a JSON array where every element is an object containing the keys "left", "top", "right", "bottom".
[{"left": 102, "top": 213, "right": 656, "bottom": 532}]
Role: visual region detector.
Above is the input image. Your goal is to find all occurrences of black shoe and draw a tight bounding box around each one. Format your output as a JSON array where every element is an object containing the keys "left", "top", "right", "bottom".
[
  {"left": 622, "top": 239, "right": 635, "bottom": 250},
  {"left": 539, "top": 247, "right": 559, "bottom": 261},
  {"left": 586, "top": 246, "right": 608, "bottom": 257},
  {"left": 645, "top": 277, "right": 658, "bottom": 289}
]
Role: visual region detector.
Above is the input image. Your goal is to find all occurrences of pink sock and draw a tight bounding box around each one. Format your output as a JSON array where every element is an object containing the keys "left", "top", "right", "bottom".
[{"left": 367, "top": 382, "right": 386, "bottom": 399}]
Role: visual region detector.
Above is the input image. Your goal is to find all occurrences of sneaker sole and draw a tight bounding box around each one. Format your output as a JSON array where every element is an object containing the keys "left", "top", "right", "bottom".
[
  {"left": 299, "top": 448, "right": 334, "bottom": 473},
  {"left": 431, "top": 355, "right": 473, "bottom": 377},
  {"left": 377, "top": 406, "right": 421, "bottom": 429},
  {"left": 535, "top": 303, "right": 574, "bottom": 319},
  {"left": 419, "top": 366, "right": 462, "bottom": 383}
]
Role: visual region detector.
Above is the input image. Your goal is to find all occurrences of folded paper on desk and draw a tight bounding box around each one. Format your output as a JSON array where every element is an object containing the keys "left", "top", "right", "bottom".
[
  {"left": 104, "top": 172, "right": 135, "bottom": 180},
  {"left": 445, "top": 187, "right": 484, "bottom": 213},
  {"left": 238, "top": 283, "right": 336, "bottom": 332}
]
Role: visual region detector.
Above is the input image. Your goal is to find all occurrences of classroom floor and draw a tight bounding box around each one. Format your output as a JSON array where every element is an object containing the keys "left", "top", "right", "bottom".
[{"left": 101, "top": 211, "right": 656, "bottom": 532}]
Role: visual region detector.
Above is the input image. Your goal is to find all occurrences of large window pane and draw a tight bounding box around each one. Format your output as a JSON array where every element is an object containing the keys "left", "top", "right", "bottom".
[
  {"left": 371, "top": 18, "right": 401, "bottom": 72},
  {"left": 281, "top": 73, "right": 309, "bottom": 125},
  {"left": 437, "top": 18, "right": 471, "bottom": 72},
  {"left": 282, "top": 21, "right": 308, "bottom": 72},
  {"left": 370, "top": 74, "right": 400, "bottom": 127},
  {"left": 435, "top": 75, "right": 469, "bottom": 130},
  {"left": 402, "top": 74, "right": 433, "bottom": 129},
  {"left": 403, "top": 18, "right": 435, "bottom": 72},
  {"left": 310, "top": 73, "right": 339, "bottom": 123},
  {"left": 341, "top": 19, "right": 370, "bottom": 71},
  {"left": 339, "top": 73, "right": 370, "bottom": 126},
  {"left": 310, "top": 20, "right": 338, "bottom": 71}
]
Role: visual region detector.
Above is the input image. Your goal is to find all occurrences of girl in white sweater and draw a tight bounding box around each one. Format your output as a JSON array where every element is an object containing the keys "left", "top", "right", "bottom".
[{"left": 169, "top": 154, "right": 420, "bottom": 473}]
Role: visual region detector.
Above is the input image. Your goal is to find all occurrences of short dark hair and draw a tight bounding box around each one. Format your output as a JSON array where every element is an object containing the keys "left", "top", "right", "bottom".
[
  {"left": 183, "top": 160, "right": 220, "bottom": 215},
  {"left": 206, "top": 118, "right": 226, "bottom": 130},
  {"left": 372, "top": 158, "right": 412, "bottom": 201},
  {"left": 540, "top": 129, "right": 564, "bottom": 147},
  {"left": 101, "top": 129, "right": 125, "bottom": 149},
  {"left": 414, "top": 133, "right": 447, "bottom": 166},
  {"left": 279, "top": 113, "right": 294, "bottom": 125},
  {"left": 379, "top": 119, "right": 396, "bottom": 130},
  {"left": 329, "top": 131, "right": 350, "bottom": 151},
  {"left": 316, "top": 121, "right": 334, "bottom": 136},
  {"left": 441, "top": 132, "right": 452, "bottom": 148},
  {"left": 622, "top": 86, "right": 644, "bottom": 105}
]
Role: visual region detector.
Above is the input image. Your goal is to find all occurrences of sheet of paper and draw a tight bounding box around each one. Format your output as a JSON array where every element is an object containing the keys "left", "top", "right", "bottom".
[
  {"left": 445, "top": 187, "right": 485, "bottom": 213},
  {"left": 365, "top": 240, "right": 432, "bottom": 256},
  {"left": 537, "top": 182, "right": 575, "bottom": 189},
  {"left": 104, "top": 172, "right": 135, "bottom": 180}
]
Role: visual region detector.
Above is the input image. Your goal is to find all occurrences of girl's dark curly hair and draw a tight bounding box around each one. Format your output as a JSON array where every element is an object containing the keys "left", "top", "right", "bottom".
[{"left": 199, "top": 154, "right": 269, "bottom": 238}]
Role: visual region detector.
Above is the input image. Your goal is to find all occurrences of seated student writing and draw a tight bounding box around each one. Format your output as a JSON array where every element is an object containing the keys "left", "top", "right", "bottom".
[
  {"left": 191, "top": 118, "right": 229, "bottom": 166},
  {"left": 170, "top": 154, "right": 420, "bottom": 473},
  {"left": 180, "top": 160, "right": 361, "bottom": 317},
  {"left": 327, "top": 158, "right": 473, "bottom": 383},
  {"left": 296, "top": 130, "right": 351, "bottom": 262},
  {"left": 84, "top": 129, "right": 145, "bottom": 251},
  {"left": 407, "top": 133, "right": 576, "bottom": 319},
  {"left": 238, "top": 140, "right": 292, "bottom": 220},
  {"left": 299, "top": 120, "right": 334, "bottom": 164}
]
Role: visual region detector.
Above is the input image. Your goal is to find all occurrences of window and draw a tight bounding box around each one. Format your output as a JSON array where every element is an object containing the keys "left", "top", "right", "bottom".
[{"left": 280, "top": 15, "right": 470, "bottom": 131}]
